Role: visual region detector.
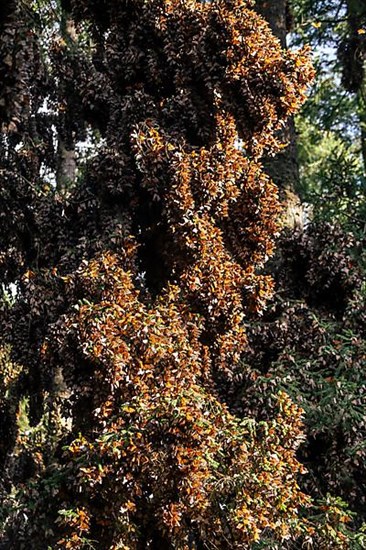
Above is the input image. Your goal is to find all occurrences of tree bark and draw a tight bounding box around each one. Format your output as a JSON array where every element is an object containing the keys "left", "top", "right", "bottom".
[
  {"left": 358, "top": 83, "right": 366, "bottom": 174},
  {"left": 255, "top": 0, "right": 288, "bottom": 47},
  {"left": 56, "top": 14, "right": 77, "bottom": 193},
  {"left": 255, "top": 0, "right": 304, "bottom": 229},
  {"left": 56, "top": 141, "right": 76, "bottom": 192},
  {"left": 343, "top": 0, "right": 366, "bottom": 174}
]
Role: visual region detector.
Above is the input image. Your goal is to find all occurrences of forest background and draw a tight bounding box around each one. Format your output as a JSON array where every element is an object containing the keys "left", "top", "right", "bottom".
[{"left": 0, "top": 0, "right": 366, "bottom": 548}]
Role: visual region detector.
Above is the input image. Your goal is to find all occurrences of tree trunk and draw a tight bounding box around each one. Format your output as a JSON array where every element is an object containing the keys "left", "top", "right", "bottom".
[
  {"left": 56, "top": 15, "right": 77, "bottom": 193},
  {"left": 255, "top": 0, "right": 288, "bottom": 47},
  {"left": 254, "top": 0, "right": 304, "bottom": 229},
  {"left": 343, "top": 0, "right": 366, "bottom": 174},
  {"left": 358, "top": 83, "right": 366, "bottom": 174},
  {"left": 56, "top": 141, "right": 76, "bottom": 192}
]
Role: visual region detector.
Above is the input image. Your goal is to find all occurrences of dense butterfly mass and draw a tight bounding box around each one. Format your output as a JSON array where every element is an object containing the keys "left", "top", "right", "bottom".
[{"left": 0, "top": 0, "right": 313, "bottom": 548}]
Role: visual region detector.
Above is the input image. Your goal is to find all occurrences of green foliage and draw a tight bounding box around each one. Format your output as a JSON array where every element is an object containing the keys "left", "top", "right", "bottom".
[
  {"left": 223, "top": 221, "right": 366, "bottom": 546},
  {"left": 296, "top": 116, "right": 365, "bottom": 224},
  {"left": 291, "top": 0, "right": 366, "bottom": 228}
]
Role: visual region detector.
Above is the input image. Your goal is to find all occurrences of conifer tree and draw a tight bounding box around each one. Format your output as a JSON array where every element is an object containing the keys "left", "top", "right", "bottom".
[{"left": 0, "top": 1, "right": 313, "bottom": 548}]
